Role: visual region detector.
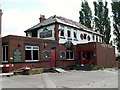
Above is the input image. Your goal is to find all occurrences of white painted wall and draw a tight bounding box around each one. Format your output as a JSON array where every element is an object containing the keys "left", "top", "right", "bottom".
[
  {"left": 37, "top": 25, "right": 55, "bottom": 40},
  {"left": 36, "top": 24, "right": 103, "bottom": 45},
  {"left": 58, "top": 25, "right": 103, "bottom": 45}
]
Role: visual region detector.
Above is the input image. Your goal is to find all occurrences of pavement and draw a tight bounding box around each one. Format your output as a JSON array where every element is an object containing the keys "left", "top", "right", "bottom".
[{"left": 1, "top": 68, "right": 119, "bottom": 88}]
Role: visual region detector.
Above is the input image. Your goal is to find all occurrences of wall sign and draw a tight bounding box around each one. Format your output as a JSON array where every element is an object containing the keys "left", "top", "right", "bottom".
[
  {"left": 40, "top": 28, "right": 52, "bottom": 38},
  {"left": 13, "top": 49, "right": 22, "bottom": 62}
]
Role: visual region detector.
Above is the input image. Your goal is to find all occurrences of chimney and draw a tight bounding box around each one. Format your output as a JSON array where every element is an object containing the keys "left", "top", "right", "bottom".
[{"left": 39, "top": 14, "right": 46, "bottom": 23}]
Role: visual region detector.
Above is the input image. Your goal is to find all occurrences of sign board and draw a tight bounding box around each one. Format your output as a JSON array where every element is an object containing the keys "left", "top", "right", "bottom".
[
  {"left": 40, "top": 28, "right": 52, "bottom": 38},
  {"left": 13, "top": 49, "right": 22, "bottom": 62}
]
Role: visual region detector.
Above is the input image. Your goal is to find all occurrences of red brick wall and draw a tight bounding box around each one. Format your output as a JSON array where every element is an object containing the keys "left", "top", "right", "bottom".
[
  {"left": 77, "top": 43, "right": 97, "bottom": 65},
  {"left": 2, "top": 35, "right": 79, "bottom": 70},
  {"left": 96, "top": 43, "right": 116, "bottom": 68},
  {"left": 2, "top": 35, "right": 116, "bottom": 71}
]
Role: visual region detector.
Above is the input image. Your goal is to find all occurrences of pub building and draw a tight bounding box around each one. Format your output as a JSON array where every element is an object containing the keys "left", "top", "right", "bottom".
[{"left": 2, "top": 14, "right": 116, "bottom": 72}]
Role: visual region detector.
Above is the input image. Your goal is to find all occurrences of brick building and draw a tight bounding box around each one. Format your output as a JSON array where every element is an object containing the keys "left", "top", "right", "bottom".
[{"left": 2, "top": 15, "right": 116, "bottom": 72}]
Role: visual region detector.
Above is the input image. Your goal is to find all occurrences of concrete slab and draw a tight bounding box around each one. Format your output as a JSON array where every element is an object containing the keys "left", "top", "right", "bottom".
[{"left": 1, "top": 69, "right": 118, "bottom": 88}]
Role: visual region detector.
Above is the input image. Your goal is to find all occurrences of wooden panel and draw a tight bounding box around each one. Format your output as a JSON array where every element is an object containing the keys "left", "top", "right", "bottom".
[{"left": 50, "top": 49, "right": 56, "bottom": 67}]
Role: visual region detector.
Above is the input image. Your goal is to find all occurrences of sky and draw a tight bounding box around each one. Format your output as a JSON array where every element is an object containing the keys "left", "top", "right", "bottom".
[{"left": 0, "top": 0, "right": 112, "bottom": 37}]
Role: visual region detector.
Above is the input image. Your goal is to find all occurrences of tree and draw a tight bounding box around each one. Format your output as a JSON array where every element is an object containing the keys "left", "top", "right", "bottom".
[
  {"left": 111, "top": 1, "right": 120, "bottom": 52},
  {"left": 93, "top": 1, "right": 111, "bottom": 44},
  {"left": 79, "top": 0, "right": 92, "bottom": 29}
]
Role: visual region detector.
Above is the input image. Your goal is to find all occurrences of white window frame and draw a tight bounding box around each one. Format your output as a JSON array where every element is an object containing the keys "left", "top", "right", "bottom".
[
  {"left": 2, "top": 45, "right": 8, "bottom": 62},
  {"left": 73, "top": 31, "right": 77, "bottom": 39},
  {"left": 66, "top": 50, "right": 74, "bottom": 60},
  {"left": 60, "top": 27, "right": 64, "bottom": 37},
  {"left": 25, "top": 45, "right": 39, "bottom": 62},
  {"left": 67, "top": 30, "right": 71, "bottom": 38}
]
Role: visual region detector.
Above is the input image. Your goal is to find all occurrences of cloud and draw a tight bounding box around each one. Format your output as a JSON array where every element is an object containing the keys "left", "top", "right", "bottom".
[
  {"left": 2, "top": 8, "right": 41, "bottom": 36},
  {"left": 1, "top": 0, "right": 113, "bottom": 37},
  {"left": 1, "top": 0, "right": 82, "bottom": 36}
]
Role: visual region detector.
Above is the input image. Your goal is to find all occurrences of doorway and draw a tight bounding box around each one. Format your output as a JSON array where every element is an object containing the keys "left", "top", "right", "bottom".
[
  {"left": 50, "top": 49, "right": 56, "bottom": 67},
  {"left": 79, "top": 51, "right": 94, "bottom": 65}
]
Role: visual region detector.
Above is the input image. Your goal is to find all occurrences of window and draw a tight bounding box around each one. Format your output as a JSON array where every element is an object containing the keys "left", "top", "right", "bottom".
[
  {"left": 43, "top": 51, "right": 50, "bottom": 58},
  {"left": 60, "top": 26, "right": 64, "bottom": 37},
  {"left": 25, "top": 45, "right": 39, "bottom": 61},
  {"left": 92, "top": 35, "right": 95, "bottom": 41},
  {"left": 60, "top": 51, "right": 65, "bottom": 58},
  {"left": 67, "top": 30, "right": 71, "bottom": 37},
  {"left": 84, "top": 34, "right": 87, "bottom": 39},
  {"left": 80, "top": 34, "right": 83, "bottom": 40},
  {"left": 96, "top": 36, "right": 98, "bottom": 42},
  {"left": 66, "top": 49, "right": 74, "bottom": 60},
  {"left": 74, "top": 32, "right": 77, "bottom": 38},
  {"left": 99, "top": 37, "right": 102, "bottom": 42},
  {"left": 88, "top": 35, "right": 90, "bottom": 41},
  {"left": 2, "top": 45, "right": 8, "bottom": 62},
  {"left": 60, "top": 30, "right": 64, "bottom": 36}
]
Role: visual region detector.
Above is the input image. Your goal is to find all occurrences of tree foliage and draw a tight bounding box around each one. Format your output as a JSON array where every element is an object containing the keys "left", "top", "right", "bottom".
[
  {"left": 93, "top": 1, "right": 111, "bottom": 44},
  {"left": 111, "top": 1, "right": 120, "bottom": 52},
  {"left": 79, "top": 0, "right": 92, "bottom": 29}
]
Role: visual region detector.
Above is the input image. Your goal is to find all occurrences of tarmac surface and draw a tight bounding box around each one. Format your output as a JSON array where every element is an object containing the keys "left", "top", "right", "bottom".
[{"left": 1, "top": 68, "right": 119, "bottom": 88}]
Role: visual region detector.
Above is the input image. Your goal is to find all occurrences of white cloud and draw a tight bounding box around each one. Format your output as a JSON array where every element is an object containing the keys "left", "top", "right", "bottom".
[
  {"left": 2, "top": 8, "right": 41, "bottom": 36},
  {"left": 1, "top": 0, "right": 83, "bottom": 36}
]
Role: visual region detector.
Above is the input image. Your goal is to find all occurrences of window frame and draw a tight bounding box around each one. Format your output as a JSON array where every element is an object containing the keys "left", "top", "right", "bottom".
[
  {"left": 73, "top": 32, "right": 77, "bottom": 39},
  {"left": 67, "top": 30, "right": 71, "bottom": 38},
  {"left": 25, "top": 45, "right": 39, "bottom": 62},
  {"left": 66, "top": 49, "right": 74, "bottom": 60},
  {"left": 2, "top": 45, "right": 8, "bottom": 62}
]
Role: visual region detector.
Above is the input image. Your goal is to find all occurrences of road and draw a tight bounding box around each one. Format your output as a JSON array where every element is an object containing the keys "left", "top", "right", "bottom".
[{"left": 1, "top": 69, "right": 119, "bottom": 88}]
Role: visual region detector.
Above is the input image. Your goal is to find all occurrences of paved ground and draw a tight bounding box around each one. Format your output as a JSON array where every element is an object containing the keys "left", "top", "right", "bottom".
[{"left": 1, "top": 68, "right": 119, "bottom": 88}]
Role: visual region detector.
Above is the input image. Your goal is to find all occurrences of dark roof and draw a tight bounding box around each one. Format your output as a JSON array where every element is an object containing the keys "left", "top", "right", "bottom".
[{"left": 25, "top": 15, "right": 103, "bottom": 36}]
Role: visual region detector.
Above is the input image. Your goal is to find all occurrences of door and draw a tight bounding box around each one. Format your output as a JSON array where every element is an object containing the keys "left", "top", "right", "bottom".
[
  {"left": 50, "top": 49, "right": 56, "bottom": 67},
  {"left": 80, "top": 51, "right": 94, "bottom": 65}
]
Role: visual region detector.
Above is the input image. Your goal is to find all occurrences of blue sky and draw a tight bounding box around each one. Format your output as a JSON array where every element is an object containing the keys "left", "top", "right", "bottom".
[{"left": 1, "top": 0, "right": 112, "bottom": 37}]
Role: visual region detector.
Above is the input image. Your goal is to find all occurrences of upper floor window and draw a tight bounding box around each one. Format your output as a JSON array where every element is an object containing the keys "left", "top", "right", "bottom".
[
  {"left": 88, "top": 35, "right": 90, "bottom": 41},
  {"left": 80, "top": 34, "right": 83, "bottom": 40},
  {"left": 60, "top": 26, "right": 64, "bottom": 37},
  {"left": 84, "top": 34, "right": 87, "bottom": 39},
  {"left": 96, "top": 36, "right": 98, "bottom": 42},
  {"left": 92, "top": 35, "right": 95, "bottom": 41},
  {"left": 25, "top": 45, "right": 39, "bottom": 61},
  {"left": 60, "top": 30, "right": 64, "bottom": 36},
  {"left": 74, "top": 32, "right": 77, "bottom": 39},
  {"left": 67, "top": 30, "right": 71, "bottom": 37}
]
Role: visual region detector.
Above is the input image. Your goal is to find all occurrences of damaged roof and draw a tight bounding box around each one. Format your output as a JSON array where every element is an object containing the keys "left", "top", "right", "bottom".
[{"left": 25, "top": 15, "right": 102, "bottom": 36}]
